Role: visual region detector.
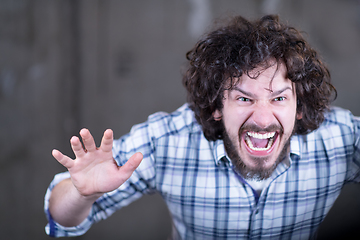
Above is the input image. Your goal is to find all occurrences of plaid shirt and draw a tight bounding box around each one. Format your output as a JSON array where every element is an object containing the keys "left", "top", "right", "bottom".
[{"left": 45, "top": 104, "right": 360, "bottom": 239}]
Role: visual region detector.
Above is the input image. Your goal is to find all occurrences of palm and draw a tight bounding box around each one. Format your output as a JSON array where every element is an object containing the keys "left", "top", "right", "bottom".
[{"left": 52, "top": 129, "right": 143, "bottom": 197}]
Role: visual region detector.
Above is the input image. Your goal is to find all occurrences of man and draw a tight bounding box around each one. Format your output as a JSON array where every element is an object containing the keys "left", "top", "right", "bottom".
[{"left": 44, "top": 15, "right": 360, "bottom": 239}]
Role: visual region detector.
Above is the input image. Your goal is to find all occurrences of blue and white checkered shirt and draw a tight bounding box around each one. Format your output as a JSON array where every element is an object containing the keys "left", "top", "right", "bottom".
[{"left": 44, "top": 103, "right": 360, "bottom": 239}]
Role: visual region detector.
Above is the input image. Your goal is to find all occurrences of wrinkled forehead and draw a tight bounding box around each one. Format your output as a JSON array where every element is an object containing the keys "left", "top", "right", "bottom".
[
  {"left": 226, "top": 61, "right": 290, "bottom": 91},
  {"left": 251, "top": 61, "right": 286, "bottom": 78}
]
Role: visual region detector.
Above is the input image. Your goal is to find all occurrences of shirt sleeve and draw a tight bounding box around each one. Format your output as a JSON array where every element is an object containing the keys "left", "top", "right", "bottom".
[
  {"left": 349, "top": 115, "right": 360, "bottom": 183},
  {"left": 44, "top": 120, "right": 158, "bottom": 237}
]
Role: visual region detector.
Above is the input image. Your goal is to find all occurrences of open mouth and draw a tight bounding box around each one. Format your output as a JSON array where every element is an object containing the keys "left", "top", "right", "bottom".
[{"left": 244, "top": 131, "right": 277, "bottom": 151}]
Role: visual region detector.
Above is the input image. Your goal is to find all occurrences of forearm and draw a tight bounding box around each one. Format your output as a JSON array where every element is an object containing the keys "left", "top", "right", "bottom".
[{"left": 48, "top": 178, "right": 101, "bottom": 227}]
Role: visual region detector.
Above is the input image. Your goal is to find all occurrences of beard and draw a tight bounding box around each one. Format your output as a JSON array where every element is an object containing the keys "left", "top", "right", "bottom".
[{"left": 222, "top": 122, "right": 294, "bottom": 181}]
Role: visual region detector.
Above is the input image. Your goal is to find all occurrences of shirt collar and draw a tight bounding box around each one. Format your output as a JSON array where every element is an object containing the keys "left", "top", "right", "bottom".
[
  {"left": 290, "top": 134, "right": 302, "bottom": 158},
  {"left": 212, "top": 139, "right": 228, "bottom": 166}
]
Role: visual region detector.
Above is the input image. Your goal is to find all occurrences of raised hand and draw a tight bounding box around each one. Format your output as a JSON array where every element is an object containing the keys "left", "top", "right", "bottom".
[{"left": 52, "top": 128, "right": 143, "bottom": 198}]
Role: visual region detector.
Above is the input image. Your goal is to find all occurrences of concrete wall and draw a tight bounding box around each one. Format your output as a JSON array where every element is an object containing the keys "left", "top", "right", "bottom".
[{"left": 0, "top": 0, "right": 359, "bottom": 239}]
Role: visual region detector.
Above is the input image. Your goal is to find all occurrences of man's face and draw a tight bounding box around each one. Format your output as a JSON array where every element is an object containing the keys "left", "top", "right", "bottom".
[{"left": 214, "top": 63, "right": 301, "bottom": 180}]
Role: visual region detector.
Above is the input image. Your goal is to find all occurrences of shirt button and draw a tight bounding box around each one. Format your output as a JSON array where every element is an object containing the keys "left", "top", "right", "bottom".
[{"left": 255, "top": 209, "right": 259, "bottom": 214}]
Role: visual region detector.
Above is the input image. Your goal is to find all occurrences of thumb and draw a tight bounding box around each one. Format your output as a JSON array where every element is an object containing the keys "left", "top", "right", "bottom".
[{"left": 118, "top": 152, "right": 143, "bottom": 180}]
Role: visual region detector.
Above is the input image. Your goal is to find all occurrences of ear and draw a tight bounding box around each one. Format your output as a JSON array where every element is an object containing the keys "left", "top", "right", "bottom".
[
  {"left": 213, "top": 110, "right": 222, "bottom": 121},
  {"left": 296, "top": 111, "right": 302, "bottom": 120},
  {"left": 296, "top": 98, "right": 302, "bottom": 120}
]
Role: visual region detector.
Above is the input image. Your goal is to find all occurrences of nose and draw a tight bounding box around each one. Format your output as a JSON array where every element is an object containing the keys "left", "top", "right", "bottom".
[{"left": 250, "top": 102, "right": 276, "bottom": 129}]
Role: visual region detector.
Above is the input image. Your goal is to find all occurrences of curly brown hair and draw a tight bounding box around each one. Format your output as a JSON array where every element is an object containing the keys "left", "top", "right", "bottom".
[{"left": 183, "top": 15, "right": 336, "bottom": 141}]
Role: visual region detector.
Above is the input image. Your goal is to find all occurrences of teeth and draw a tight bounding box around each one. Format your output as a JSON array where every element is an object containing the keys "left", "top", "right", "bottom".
[
  {"left": 247, "top": 131, "right": 275, "bottom": 139},
  {"left": 245, "top": 132, "right": 275, "bottom": 151}
]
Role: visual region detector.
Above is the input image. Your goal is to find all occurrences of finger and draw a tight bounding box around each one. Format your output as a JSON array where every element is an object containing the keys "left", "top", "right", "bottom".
[
  {"left": 79, "top": 128, "right": 97, "bottom": 152},
  {"left": 100, "top": 129, "right": 113, "bottom": 153},
  {"left": 70, "top": 136, "right": 86, "bottom": 158},
  {"left": 118, "top": 152, "right": 143, "bottom": 180},
  {"left": 52, "top": 149, "right": 74, "bottom": 169}
]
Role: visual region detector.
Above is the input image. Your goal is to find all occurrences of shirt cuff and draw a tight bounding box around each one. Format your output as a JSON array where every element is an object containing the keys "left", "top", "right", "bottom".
[{"left": 45, "top": 208, "right": 94, "bottom": 237}]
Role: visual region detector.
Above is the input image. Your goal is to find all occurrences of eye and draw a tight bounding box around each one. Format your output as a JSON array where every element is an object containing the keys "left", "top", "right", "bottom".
[
  {"left": 273, "top": 96, "right": 286, "bottom": 102},
  {"left": 237, "top": 97, "right": 251, "bottom": 102}
]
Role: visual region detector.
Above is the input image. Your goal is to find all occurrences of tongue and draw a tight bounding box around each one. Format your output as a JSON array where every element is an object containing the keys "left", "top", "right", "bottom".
[{"left": 250, "top": 136, "right": 269, "bottom": 148}]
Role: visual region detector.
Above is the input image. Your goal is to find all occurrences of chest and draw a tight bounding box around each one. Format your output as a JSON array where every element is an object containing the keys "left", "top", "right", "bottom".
[{"left": 155, "top": 154, "right": 346, "bottom": 239}]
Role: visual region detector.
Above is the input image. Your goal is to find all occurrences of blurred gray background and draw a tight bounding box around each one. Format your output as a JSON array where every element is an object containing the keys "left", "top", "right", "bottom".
[{"left": 1, "top": 0, "right": 360, "bottom": 239}]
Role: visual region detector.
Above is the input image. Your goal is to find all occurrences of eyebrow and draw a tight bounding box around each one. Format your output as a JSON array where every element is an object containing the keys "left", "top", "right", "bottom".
[
  {"left": 270, "top": 87, "right": 293, "bottom": 96},
  {"left": 232, "top": 86, "right": 293, "bottom": 97},
  {"left": 232, "top": 87, "right": 255, "bottom": 98}
]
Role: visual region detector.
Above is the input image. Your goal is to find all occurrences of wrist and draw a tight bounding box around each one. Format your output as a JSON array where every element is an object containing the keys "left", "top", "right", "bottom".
[
  {"left": 68, "top": 180, "right": 102, "bottom": 204},
  {"left": 49, "top": 178, "right": 101, "bottom": 227}
]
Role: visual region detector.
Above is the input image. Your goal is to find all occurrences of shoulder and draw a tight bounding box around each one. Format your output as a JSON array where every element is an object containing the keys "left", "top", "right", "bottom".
[
  {"left": 131, "top": 103, "right": 202, "bottom": 139},
  {"left": 311, "top": 106, "right": 359, "bottom": 144},
  {"left": 322, "top": 106, "right": 356, "bottom": 127}
]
